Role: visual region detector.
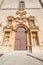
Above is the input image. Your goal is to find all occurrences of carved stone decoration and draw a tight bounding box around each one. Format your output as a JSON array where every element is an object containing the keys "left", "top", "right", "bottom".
[
  {"left": 7, "top": 16, "right": 14, "bottom": 21},
  {"left": 7, "top": 16, "right": 14, "bottom": 27},
  {"left": 15, "top": 9, "right": 28, "bottom": 23},
  {"left": 2, "top": 9, "right": 39, "bottom": 52},
  {"left": 15, "top": 18, "right": 28, "bottom": 24},
  {"left": 16, "top": 9, "right": 27, "bottom": 18}
]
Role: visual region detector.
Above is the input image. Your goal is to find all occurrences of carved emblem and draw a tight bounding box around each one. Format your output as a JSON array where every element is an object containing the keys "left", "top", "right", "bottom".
[
  {"left": 15, "top": 9, "right": 27, "bottom": 23},
  {"left": 16, "top": 9, "right": 27, "bottom": 18}
]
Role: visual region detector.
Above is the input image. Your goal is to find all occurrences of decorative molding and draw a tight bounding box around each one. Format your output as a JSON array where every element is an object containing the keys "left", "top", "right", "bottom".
[
  {"left": 29, "top": 16, "right": 35, "bottom": 20},
  {"left": 15, "top": 17, "right": 28, "bottom": 23},
  {"left": 7, "top": 16, "right": 14, "bottom": 22}
]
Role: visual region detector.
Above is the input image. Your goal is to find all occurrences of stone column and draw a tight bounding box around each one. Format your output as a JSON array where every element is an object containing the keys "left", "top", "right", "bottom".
[
  {"left": 26, "top": 29, "right": 32, "bottom": 52},
  {"left": 28, "top": 29, "right": 32, "bottom": 53},
  {"left": 9, "top": 29, "right": 16, "bottom": 51}
]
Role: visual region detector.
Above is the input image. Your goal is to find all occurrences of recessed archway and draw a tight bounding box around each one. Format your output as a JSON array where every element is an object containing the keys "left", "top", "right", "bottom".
[{"left": 14, "top": 26, "right": 27, "bottom": 50}]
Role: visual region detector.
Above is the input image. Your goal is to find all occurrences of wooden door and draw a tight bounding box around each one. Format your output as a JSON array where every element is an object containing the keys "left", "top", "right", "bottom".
[{"left": 15, "top": 27, "right": 27, "bottom": 50}]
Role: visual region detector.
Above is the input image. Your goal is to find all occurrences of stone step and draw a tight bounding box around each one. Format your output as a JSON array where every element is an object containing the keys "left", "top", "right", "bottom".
[
  {"left": 0, "top": 51, "right": 43, "bottom": 65},
  {"left": 32, "top": 46, "right": 40, "bottom": 53}
]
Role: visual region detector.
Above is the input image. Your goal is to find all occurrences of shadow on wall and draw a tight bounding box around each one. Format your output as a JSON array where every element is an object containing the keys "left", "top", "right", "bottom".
[
  {"left": 0, "top": 54, "right": 3, "bottom": 57},
  {"left": 39, "top": 0, "right": 43, "bottom": 8}
]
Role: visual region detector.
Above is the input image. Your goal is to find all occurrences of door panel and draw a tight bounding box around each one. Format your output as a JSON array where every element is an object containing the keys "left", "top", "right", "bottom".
[{"left": 15, "top": 39, "right": 21, "bottom": 50}]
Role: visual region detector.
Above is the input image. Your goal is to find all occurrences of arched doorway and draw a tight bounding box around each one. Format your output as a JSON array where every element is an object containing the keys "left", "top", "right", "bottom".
[{"left": 15, "top": 27, "right": 27, "bottom": 50}]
